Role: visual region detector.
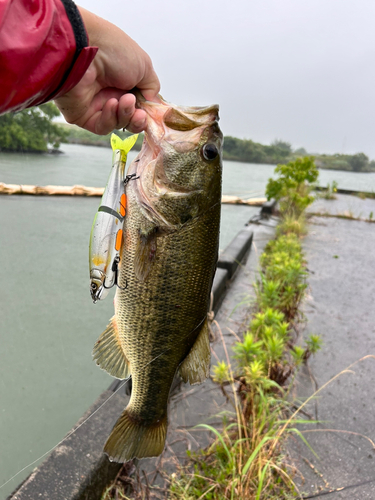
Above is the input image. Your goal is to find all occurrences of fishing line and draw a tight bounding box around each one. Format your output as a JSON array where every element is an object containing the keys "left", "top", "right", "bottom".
[
  {"left": 0, "top": 378, "right": 129, "bottom": 490},
  {"left": 0, "top": 316, "right": 207, "bottom": 491}
]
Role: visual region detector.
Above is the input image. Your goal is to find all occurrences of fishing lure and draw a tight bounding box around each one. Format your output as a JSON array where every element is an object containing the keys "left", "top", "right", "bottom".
[{"left": 89, "top": 133, "right": 139, "bottom": 303}]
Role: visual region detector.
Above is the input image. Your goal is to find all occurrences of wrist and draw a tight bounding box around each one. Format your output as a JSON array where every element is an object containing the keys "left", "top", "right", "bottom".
[{"left": 77, "top": 6, "right": 103, "bottom": 47}]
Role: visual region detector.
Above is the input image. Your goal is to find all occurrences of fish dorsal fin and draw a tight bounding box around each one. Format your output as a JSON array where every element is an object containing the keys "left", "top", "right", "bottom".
[
  {"left": 134, "top": 230, "right": 158, "bottom": 282},
  {"left": 92, "top": 316, "right": 131, "bottom": 380},
  {"left": 179, "top": 318, "right": 211, "bottom": 385}
]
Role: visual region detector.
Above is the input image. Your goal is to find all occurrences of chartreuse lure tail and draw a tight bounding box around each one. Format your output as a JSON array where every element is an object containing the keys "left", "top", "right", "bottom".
[{"left": 89, "top": 133, "right": 139, "bottom": 303}]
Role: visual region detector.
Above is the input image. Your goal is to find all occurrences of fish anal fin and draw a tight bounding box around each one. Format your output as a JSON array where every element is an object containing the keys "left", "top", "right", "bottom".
[
  {"left": 104, "top": 410, "right": 167, "bottom": 462},
  {"left": 93, "top": 316, "right": 130, "bottom": 380},
  {"left": 179, "top": 318, "right": 211, "bottom": 385},
  {"left": 134, "top": 231, "right": 158, "bottom": 282}
]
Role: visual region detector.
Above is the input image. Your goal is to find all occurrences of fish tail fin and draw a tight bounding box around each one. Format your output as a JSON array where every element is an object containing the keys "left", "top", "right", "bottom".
[
  {"left": 104, "top": 410, "right": 167, "bottom": 462},
  {"left": 93, "top": 316, "right": 131, "bottom": 380},
  {"left": 111, "top": 133, "right": 139, "bottom": 162}
]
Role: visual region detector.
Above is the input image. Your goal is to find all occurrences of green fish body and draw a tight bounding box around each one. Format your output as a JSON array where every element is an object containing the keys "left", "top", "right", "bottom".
[{"left": 93, "top": 96, "right": 223, "bottom": 461}]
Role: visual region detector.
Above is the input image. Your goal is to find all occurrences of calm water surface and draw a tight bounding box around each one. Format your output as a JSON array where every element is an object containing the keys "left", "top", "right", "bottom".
[{"left": 0, "top": 144, "right": 374, "bottom": 497}]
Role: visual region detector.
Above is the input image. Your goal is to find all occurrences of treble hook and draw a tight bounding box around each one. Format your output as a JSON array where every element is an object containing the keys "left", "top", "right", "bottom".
[
  {"left": 103, "top": 256, "right": 128, "bottom": 291},
  {"left": 124, "top": 173, "right": 139, "bottom": 186}
]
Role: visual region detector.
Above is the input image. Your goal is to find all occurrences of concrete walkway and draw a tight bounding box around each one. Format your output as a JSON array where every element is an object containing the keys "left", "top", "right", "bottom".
[{"left": 290, "top": 194, "right": 375, "bottom": 499}]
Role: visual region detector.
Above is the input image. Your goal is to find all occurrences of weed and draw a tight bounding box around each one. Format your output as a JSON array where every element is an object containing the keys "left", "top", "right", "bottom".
[
  {"left": 266, "top": 156, "right": 318, "bottom": 219},
  {"left": 321, "top": 181, "right": 338, "bottom": 200}
]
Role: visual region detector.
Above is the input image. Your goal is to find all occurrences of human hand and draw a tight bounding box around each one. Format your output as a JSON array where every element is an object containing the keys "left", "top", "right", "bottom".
[{"left": 55, "top": 7, "right": 160, "bottom": 135}]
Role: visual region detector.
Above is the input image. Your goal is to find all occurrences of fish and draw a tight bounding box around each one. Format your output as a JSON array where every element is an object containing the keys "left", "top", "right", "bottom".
[
  {"left": 92, "top": 94, "right": 223, "bottom": 462},
  {"left": 89, "top": 133, "right": 139, "bottom": 303}
]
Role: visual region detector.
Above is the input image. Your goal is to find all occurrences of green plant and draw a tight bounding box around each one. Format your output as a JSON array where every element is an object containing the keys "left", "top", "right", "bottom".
[
  {"left": 0, "top": 103, "right": 68, "bottom": 152},
  {"left": 266, "top": 156, "right": 319, "bottom": 218},
  {"left": 322, "top": 180, "right": 338, "bottom": 200}
]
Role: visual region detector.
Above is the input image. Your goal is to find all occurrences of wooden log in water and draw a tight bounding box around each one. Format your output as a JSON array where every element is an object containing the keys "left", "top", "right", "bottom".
[
  {"left": 0, "top": 182, "right": 105, "bottom": 197},
  {"left": 221, "top": 195, "right": 266, "bottom": 206},
  {"left": 0, "top": 182, "right": 266, "bottom": 205}
]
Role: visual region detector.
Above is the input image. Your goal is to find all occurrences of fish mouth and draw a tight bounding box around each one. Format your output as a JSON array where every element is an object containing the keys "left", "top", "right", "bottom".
[
  {"left": 135, "top": 92, "right": 220, "bottom": 143},
  {"left": 126, "top": 92, "right": 222, "bottom": 227}
]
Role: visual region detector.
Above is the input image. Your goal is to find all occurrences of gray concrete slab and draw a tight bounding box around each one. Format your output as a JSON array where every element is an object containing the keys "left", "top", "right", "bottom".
[
  {"left": 309, "top": 193, "right": 375, "bottom": 220},
  {"left": 289, "top": 197, "right": 375, "bottom": 499}
]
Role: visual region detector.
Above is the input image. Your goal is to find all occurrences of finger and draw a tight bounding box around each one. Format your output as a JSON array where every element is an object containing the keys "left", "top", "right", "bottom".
[
  {"left": 116, "top": 93, "right": 136, "bottom": 129},
  {"left": 84, "top": 98, "right": 119, "bottom": 135},
  {"left": 124, "top": 108, "right": 147, "bottom": 133},
  {"left": 117, "top": 94, "right": 149, "bottom": 132}
]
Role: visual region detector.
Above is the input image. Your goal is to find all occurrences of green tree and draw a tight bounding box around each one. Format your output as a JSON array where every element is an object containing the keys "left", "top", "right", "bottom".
[
  {"left": 0, "top": 103, "right": 67, "bottom": 152},
  {"left": 347, "top": 152, "right": 369, "bottom": 172}
]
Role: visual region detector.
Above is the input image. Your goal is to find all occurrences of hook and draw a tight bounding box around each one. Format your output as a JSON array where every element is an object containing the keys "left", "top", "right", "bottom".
[
  {"left": 103, "top": 256, "right": 128, "bottom": 291},
  {"left": 124, "top": 173, "right": 139, "bottom": 186}
]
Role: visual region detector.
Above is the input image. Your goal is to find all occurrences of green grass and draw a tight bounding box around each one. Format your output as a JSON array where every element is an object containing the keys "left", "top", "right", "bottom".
[{"left": 319, "top": 181, "right": 338, "bottom": 200}]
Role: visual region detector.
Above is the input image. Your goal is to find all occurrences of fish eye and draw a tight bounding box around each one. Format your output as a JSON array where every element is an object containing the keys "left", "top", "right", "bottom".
[
  {"left": 202, "top": 143, "right": 219, "bottom": 161},
  {"left": 91, "top": 283, "right": 98, "bottom": 291}
]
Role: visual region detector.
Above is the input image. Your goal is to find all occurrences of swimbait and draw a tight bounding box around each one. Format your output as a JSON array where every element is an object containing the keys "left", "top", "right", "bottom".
[{"left": 89, "top": 133, "right": 138, "bottom": 303}]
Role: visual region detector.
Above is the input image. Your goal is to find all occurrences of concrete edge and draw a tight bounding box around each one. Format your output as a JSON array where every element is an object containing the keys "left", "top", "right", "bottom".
[
  {"left": 314, "top": 186, "right": 375, "bottom": 197},
  {"left": 217, "top": 227, "right": 254, "bottom": 279}
]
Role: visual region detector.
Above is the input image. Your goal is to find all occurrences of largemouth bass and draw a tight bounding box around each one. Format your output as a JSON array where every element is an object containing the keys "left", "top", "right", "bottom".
[{"left": 93, "top": 95, "right": 223, "bottom": 462}]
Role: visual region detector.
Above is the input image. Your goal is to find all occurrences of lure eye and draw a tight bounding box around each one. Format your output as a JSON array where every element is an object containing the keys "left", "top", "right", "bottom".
[
  {"left": 91, "top": 283, "right": 98, "bottom": 292},
  {"left": 202, "top": 143, "right": 219, "bottom": 161}
]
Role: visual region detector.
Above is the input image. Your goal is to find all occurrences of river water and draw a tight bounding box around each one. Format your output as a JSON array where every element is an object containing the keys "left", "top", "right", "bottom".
[{"left": 0, "top": 144, "right": 374, "bottom": 497}]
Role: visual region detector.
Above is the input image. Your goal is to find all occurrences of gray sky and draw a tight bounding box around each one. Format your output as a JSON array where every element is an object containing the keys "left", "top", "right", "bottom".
[{"left": 79, "top": 0, "right": 375, "bottom": 159}]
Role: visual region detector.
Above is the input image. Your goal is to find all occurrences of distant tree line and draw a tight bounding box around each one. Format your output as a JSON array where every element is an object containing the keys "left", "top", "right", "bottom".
[
  {"left": 223, "top": 136, "right": 375, "bottom": 172},
  {"left": 223, "top": 136, "right": 295, "bottom": 165},
  {"left": 314, "top": 152, "right": 375, "bottom": 172},
  {"left": 59, "top": 122, "right": 144, "bottom": 150},
  {"left": 1, "top": 105, "right": 374, "bottom": 172}
]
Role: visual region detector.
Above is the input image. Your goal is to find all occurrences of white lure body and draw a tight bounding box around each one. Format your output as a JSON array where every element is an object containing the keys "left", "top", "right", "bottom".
[{"left": 89, "top": 134, "right": 138, "bottom": 303}]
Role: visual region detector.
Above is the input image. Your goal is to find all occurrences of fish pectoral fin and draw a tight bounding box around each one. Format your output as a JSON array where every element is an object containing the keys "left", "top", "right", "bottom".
[
  {"left": 92, "top": 316, "right": 131, "bottom": 380},
  {"left": 104, "top": 410, "right": 167, "bottom": 462},
  {"left": 134, "top": 230, "right": 158, "bottom": 282},
  {"left": 179, "top": 318, "right": 211, "bottom": 385}
]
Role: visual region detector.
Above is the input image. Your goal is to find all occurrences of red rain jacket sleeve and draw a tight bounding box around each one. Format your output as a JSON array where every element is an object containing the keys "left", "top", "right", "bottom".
[{"left": 0, "top": 0, "right": 98, "bottom": 114}]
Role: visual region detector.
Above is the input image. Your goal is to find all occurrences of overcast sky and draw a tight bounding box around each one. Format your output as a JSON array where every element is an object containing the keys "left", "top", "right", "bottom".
[{"left": 78, "top": 0, "right": 375, "bottom": 158}]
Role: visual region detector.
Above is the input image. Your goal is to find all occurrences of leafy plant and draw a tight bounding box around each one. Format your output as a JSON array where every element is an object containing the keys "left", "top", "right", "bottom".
[
  {"left": 321, "top": 180, "right": 338, "bottom": 200},
  {"left": 266, "top": 156, "right": 318, "bottom": 218}
]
